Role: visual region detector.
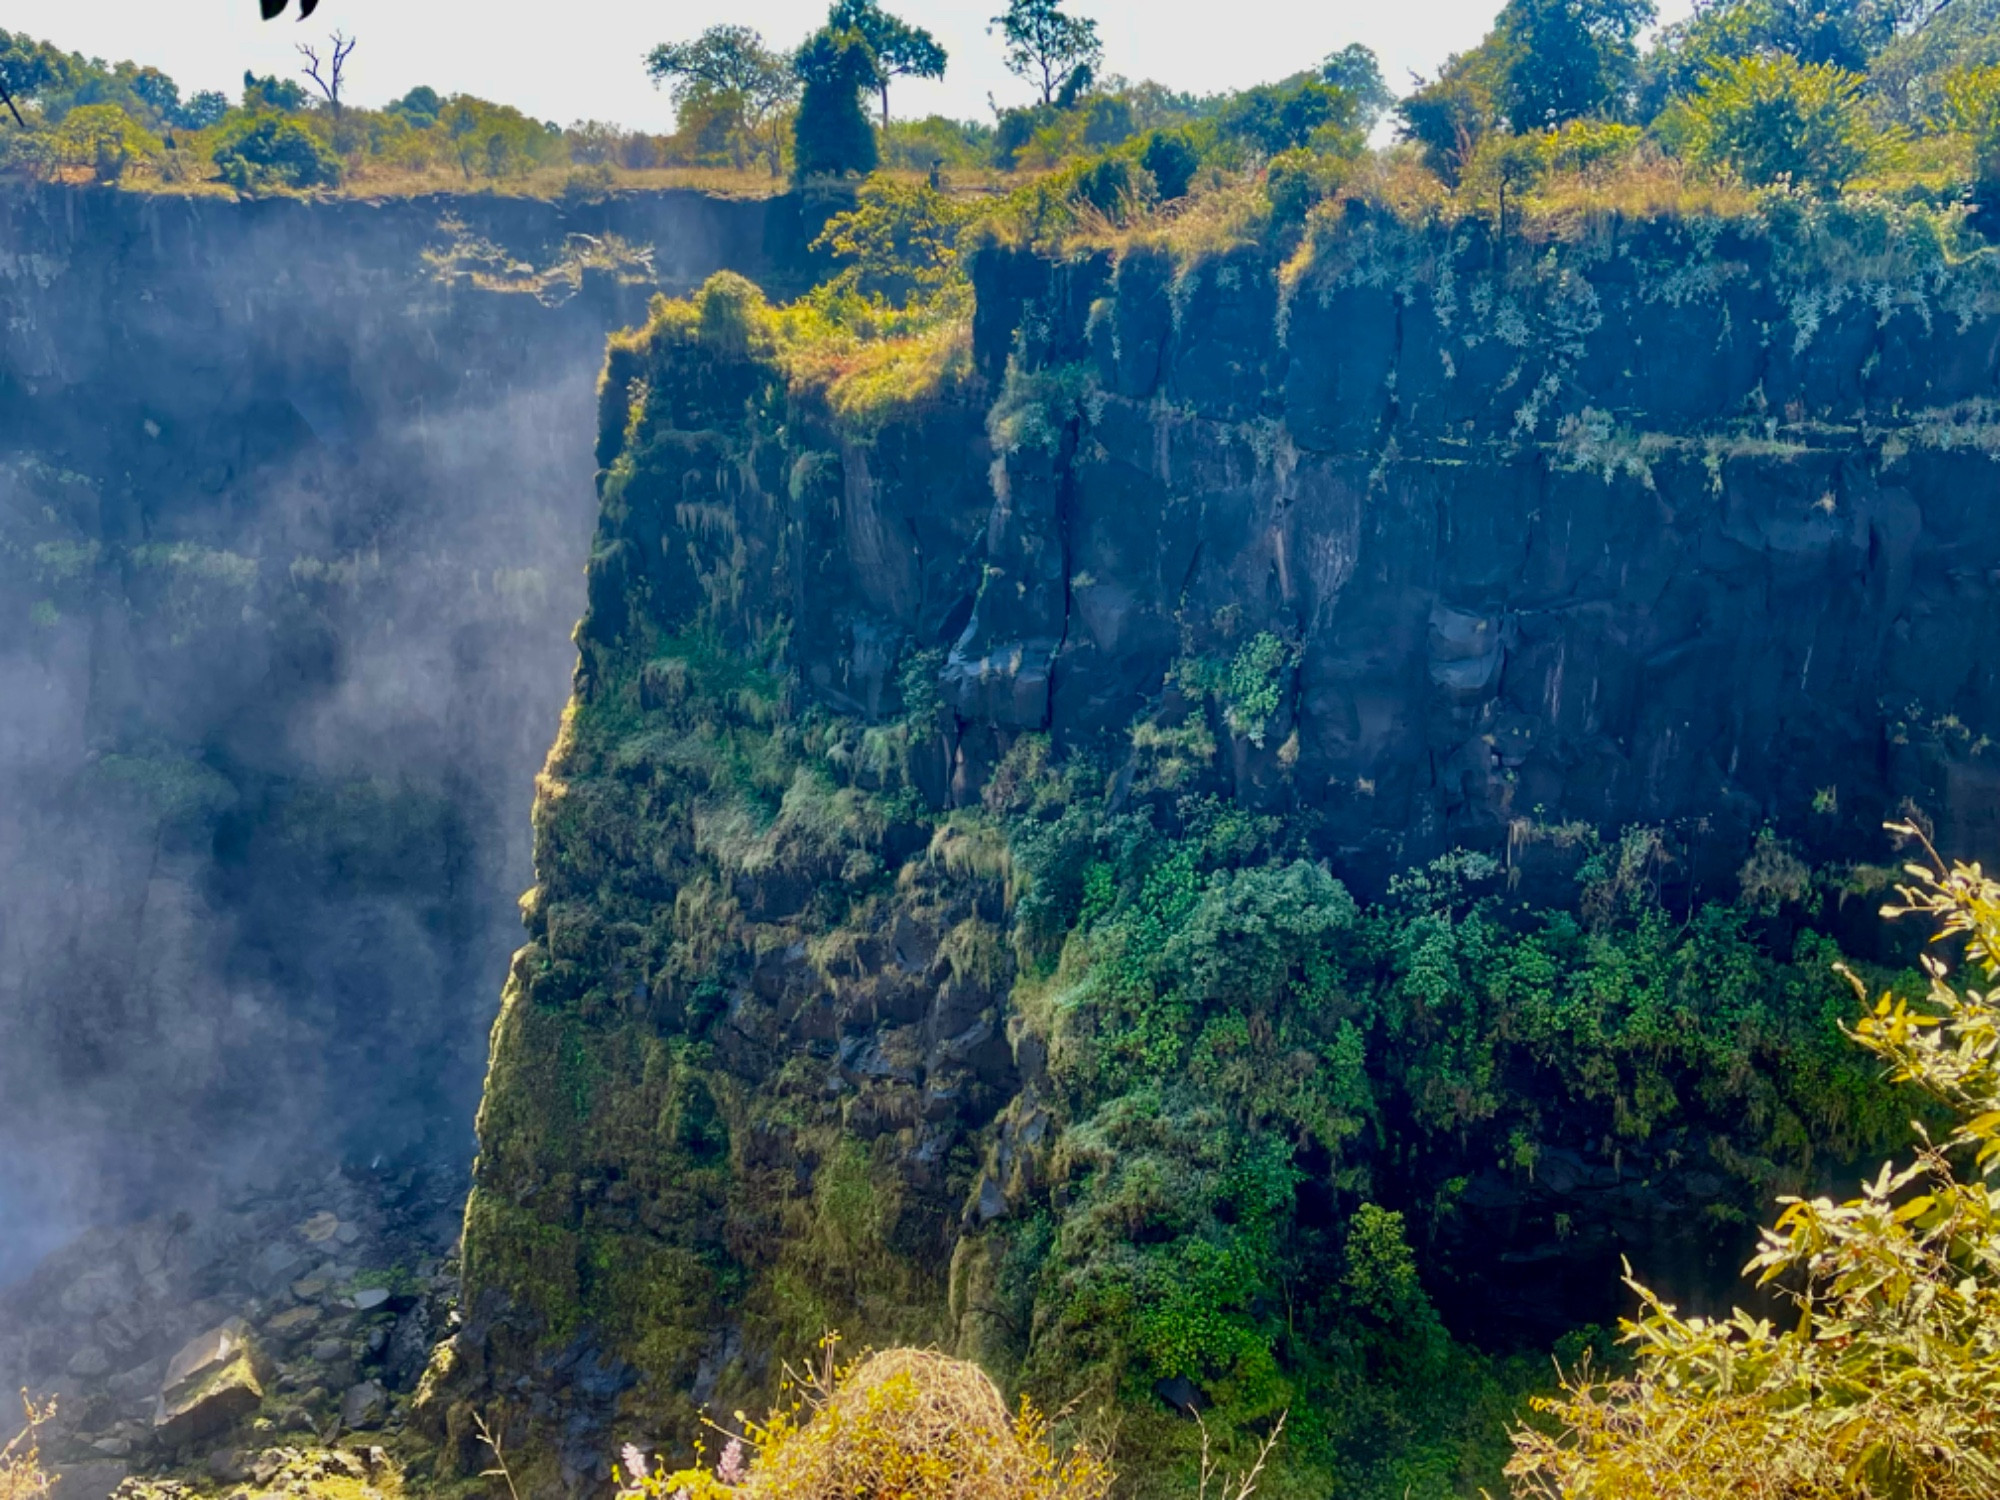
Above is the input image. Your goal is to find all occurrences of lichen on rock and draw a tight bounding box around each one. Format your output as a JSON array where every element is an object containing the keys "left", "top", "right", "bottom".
[{"left": 445, "top": 205, "right": 2000, "bottom": 1495}]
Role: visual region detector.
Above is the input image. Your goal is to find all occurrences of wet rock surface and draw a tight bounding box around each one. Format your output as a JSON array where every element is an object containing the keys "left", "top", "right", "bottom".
[
  {"left": 0, "top": 183, "right": 833, "bottom": 1282},
  {"left": 0, "top": 1160, "right": 461, "bottom": 1493}
]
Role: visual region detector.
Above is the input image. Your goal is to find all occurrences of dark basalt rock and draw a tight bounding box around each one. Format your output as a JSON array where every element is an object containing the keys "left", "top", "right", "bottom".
[{"left": 443, "top": 211, "right": 2000, "bottom": 1489}]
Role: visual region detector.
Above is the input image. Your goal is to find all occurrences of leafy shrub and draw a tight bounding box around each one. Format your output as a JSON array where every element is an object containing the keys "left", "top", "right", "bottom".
[
  {"left": 210, "top": 112, "right": 341, "bottom": 191},
  {"left": 1266, "top": 147, "right": 1341, "bottom": 227},
  {"left": 1081, "top": 93, "right": 1134, "bottom": 147},
  {"left": 1140, "top": 128, "right": 1200, "bottom": 200},
  {"left": 812, "top": 176, "right": 977, "bottom": 302},
  {"left": 52, "top": 102, "right": 159, "bottom": 182},
  {"left": 621, "top": 1344, "right": 1113, "bottom": 1500},
  {"left": 1070, "top": 153, "right": 1153, "bottom": 222},
  {"left": 1508, "top": 825, "right": 2000, "bottom": 1500},
  {"left": 1669, "top": 52, "right": 1879, "bottom": 193}
]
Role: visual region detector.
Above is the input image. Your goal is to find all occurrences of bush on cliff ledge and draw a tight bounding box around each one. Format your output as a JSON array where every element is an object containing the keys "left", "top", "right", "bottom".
[
  {"left": 623, "top": 1345, "right": 1113, "bottom": 1500},
  {"left": 1508, "top": 828, "right": 2000, "bottom": 1500}
]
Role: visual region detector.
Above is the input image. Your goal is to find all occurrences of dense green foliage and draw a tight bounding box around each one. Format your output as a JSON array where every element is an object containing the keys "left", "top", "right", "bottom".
[
  {"left": 475, "top": 284, "right": 1929, "bottom": 1485},
  {"left": 210, "top": 111, "right": 342, "bottom": 191},
  {"left": 1510, "top": 835, "right": 2000, "bottom": 1499},
  {"left": 14, "top": 0, "right": 2000, "bottom": 222},
  {"left": 794, "top": 28, "right": 884, "bottom": 181}
]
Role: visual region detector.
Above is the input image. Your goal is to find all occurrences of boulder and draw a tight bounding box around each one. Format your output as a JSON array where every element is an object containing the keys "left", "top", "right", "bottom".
[
  {"left": 340, "top": 1380, "right": 387, "bottom": 1430},
  {"left": 153, "top": 1321, "right": 262, "bottom": 1445}
]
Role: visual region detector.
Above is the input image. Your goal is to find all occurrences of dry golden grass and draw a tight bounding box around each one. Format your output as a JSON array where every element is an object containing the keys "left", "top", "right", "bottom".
[
  {"left": 0, "top": 1396, "right": 53, "bottom": 1500},
  {"left": 628, "top": 1343, "right": 1113, "bottom": 1500}
]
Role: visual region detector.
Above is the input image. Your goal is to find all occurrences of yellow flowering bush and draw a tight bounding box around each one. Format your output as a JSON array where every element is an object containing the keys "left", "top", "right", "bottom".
[
  {"left": 0, "top": 1397, "right": 54, "bottom": 1500},
  {"left": 618, "top": 1341, "right": 1112, "bottom": 1500}
]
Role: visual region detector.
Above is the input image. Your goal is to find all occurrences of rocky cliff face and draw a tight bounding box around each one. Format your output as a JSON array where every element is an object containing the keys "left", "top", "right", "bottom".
[
  {"left": 445, "top": 204, "right": 2000, "bottom": 1495},
  {"left": 0, "top": 184, "right": 822, "bottom": 1284}
]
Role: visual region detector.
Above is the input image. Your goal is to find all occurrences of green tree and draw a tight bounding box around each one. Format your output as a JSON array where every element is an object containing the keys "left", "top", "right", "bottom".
[
  {"left": 386, "top": 84, "right": 441, "bottom": 127},
  {"left": 176, "top": 90, "right": 228, "bottom": 130},
  {"left": 242, "top": 69, "right": 308, "bottom": 111},
  {"left": 1397, "top": 47, "right": 1504, "bottom": 182},
  {"left": 1673, "top": 50, "right": 1876, "bottom": 190},
  {"left": 1321, "top": 42, "right": 1395, "bottom": 130},
  {"left": 792, "top": 27, "right": 881, "bottom": 182},
  {"left": 646, "top": 25, "right": 799, "bottom": 176},
  {"left": 1217, "top": 78, "right": 1358, "bottom": 156},
  {"left": 1494, "top": 0, "right": 1655, "bottom": 128},
  {"left": 52, "top": 102, "right": 159, "bottom": 181},
  {"left": 210, "top": 112, "right": 340, "bottom": 190},
  {"left": 1140, "top": 127, "right": 1200, "bottom": 198},
  {"left": 826, "top": 0, "right": 947, "bottom": 129},
  {"left": 0, "top": 29, "right": 83, "bottom": 108},
  {"left": 991, "top": 0, "right": 1103, "bottom": 107},
  {"left": 1508, "top": 828, "right": 2000, "bottom": 1500},
  {"left": 437, "top": 95, "right": 559, "bottom": 180}
]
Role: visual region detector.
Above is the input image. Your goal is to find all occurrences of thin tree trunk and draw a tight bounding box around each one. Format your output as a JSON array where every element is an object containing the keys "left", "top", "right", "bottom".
[{"left": 880, "top": 83, "right": 890, "bottom": 131}]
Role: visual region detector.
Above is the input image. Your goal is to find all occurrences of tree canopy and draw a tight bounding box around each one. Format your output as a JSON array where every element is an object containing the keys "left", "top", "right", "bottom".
[
  {"left": 826, "top": 0, "right": 947, "bottom": 127},
  {"left": 792, "top": 26, "right": 881, "bottom": 181},
  {"left": 644, "top": 25, "right": 799, "bottom": 176},
  {"left": 1493, "top": 0, "right": 1656, "bottom": 128},
  {"left": 992, "top": 0, "right": 1104, "bottom": 107}
]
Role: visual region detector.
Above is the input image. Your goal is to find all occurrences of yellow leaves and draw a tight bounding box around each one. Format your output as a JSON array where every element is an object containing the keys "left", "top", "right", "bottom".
[
  {"left": 0, "top": 1397, "right": 56, "bottom": 1500},
  {"left": 617, "top": 1345, "right": 1112, "bottom": 1500}
]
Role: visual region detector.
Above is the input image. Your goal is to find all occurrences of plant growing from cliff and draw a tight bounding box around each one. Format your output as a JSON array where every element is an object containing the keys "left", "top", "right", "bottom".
[
  {"left": 812, "top": 176, "right": 978, "bottom": 305},
  {"left": 1507, "top": 826, "right": 2000, "bottom": 1500},
  {"left": 621, "top": 1343, "right": 1113, "bottom": 1500},
  {"left": 0, "top": 1396, "right": 53, "bottom": 1500}
]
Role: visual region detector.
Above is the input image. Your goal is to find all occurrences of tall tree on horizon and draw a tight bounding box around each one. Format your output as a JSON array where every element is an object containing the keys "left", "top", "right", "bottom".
[
  {"left": 792, "top": 26, "right": 882, "bottom": 181},
  {"left": 826, "top": 0, "right": 946, "bottom": 128},
  {"left": 992, "top": 0, "right": 1103, "bottom": 107},
  {"left": 645, "top": 25, "right": 800, "bottom": 176},
  {"left": 1494, "top": 0, "right": 1655, "bottom": 128}
]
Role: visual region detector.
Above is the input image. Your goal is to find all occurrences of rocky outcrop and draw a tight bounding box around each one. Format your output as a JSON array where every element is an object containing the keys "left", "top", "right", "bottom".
[{"left": 444, "top": 204, "right": 2000, "bottom": 1493}]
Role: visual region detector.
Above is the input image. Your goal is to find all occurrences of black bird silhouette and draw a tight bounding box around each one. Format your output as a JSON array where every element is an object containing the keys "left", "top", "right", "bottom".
[{"left": 261, "top": 0, "right": 322, "bottom": 17}]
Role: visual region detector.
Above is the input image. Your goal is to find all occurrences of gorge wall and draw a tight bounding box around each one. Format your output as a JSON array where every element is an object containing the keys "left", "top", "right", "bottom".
[
  {"left": 442, "top": 204, "right": 2000, "bottom": 1495},
  {"left": 0, "top": 183, "right": 824, "bottom": 1286}
]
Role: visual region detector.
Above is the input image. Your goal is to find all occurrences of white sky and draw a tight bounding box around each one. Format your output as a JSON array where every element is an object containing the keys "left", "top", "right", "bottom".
[{"left": 6, "top": 1, "right": 1696, "bottom": 130}]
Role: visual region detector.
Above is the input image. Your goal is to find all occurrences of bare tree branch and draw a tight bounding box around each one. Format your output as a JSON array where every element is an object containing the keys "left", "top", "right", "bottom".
[{"left": 298, "top": 31, "right": 356, "bottom": 116}]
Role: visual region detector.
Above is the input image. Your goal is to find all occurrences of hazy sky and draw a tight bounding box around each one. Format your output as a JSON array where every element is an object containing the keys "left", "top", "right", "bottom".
[{"left": 11, "top": 0, "right": 1697, "bottom": 132}]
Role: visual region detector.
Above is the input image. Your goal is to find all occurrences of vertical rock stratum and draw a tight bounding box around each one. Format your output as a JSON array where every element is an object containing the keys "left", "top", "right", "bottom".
[{"left": 440, "top": 206, "right": 2000, "bottom": 1493}]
